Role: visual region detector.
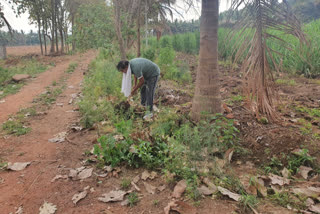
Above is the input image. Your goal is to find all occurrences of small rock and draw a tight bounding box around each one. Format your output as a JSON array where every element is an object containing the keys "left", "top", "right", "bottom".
[{"left": 12, "top": 74, "right": 31, "bottom": 82}]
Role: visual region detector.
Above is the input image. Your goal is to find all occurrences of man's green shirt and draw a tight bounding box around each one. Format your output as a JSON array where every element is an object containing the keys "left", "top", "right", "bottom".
[{"left": 129, "top": 58, "right": 160, "bottom": 81}]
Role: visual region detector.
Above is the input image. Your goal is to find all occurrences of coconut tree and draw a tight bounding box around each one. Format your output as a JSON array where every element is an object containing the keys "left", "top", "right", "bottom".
[
  {"left": 191, "top": 0, "right": 221, "bottom": 120},
  {"left": 229, "top": 0, "right": 306, "bottom": 121}
]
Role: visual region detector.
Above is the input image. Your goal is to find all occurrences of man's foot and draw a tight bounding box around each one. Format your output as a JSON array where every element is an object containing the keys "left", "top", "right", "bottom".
[{"left": 143, "top": 112, "right": 153, "bottom": 120}]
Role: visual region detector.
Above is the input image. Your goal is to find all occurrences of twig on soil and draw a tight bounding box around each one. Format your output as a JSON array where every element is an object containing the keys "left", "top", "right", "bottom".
[
  {"left": 20, "top": 170, "right": 44, "bottom": 201},
  {"left": 249, "top": 205, "right": 259, "bottom": 214},
  {"left": 65, "top": 136, "right": 77, "bottom": 145}
]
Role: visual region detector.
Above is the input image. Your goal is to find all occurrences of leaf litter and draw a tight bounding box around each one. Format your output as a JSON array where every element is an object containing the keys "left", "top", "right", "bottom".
[
  {"left": 98, "top": 190, "right": 127, "bottom": 203},
  {"left": 39, "top": 201, "right": 57, "bottom": 214},
  {"left": 172, "top": 180, "right": 187, "bottom": 198},
  {"left": 7, "top": 162, "right": 31, "bottom": 171}
]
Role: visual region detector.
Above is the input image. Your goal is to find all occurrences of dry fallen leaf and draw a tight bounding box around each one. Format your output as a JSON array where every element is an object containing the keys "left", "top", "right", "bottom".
[
  {"left": 39, "top": 201, "right": 57, "bottom": 214},
  {"left": 143, "top": 182, "right": 156, "bottom": 194},
  {"left": 305, "top": 198, "right": 314, "bottom": 207},
  {"left": 72, "top": 190, "right": 87, "bottom": 204},
  {"left": 198, "top": 185, "right": 215, "bottom": 196},
  {"left": 141, "top": 170, "right": 151, "bottom": 180},
  {"left": 98, "top": 190, "right": 127, "bottom": 202},
  {"left": 224, "top": 148, "right": 234, "bottom": 163},
  {"left": 172, "top": 180, "right": 187, "bottom": 198},
  {"left": 7, "top": 162, "right": 31, "bottom": 171},
  {"left": 309, "top": 204, "right": 320, "bottom": 213},
  {"left": 68, "top": 169, "right": 77, "bottom": 178},
  {"left": 15, "top": 206, "right": 23, "bottom": 214},
  {"left": 171, "top": 201, "right": 197, "bottom": 214},
  {"left": 298, "top": 166, "right": 313, "bottom": 180},
  {"left": 281, "top": 168, "right": 291, "bottom": 179},
  {"left": 202, "top": 178, "right": 218, "bottom": 193},
  {"left": 292, "top": 187, "right": 320, "bottom": 199},
  {"left": 48, "top": 132, "right": 67, "bottom": 143},
  {"left": 218, "top": 186, "right": 241, "bottom": 202},
  {"left": 132, "top": 175, "right": 140, "bottom": 184},
  {"left": 150, "top": 171, "right": 157, "bottom": 180},
  {"left": 78, "top": 168, "right": 93, "bottom": 180},
  {"left": 51, "top": 175, "right": 68, "bottom": 182},
  {"left": 269, "top": 174, "right": 290, "bottom": 186},
  {"left": 164, "top": 201, "right": 178, "bottom": 214},
  {"left": 158, "top": 185, "right": 166, "bottom": 192}
]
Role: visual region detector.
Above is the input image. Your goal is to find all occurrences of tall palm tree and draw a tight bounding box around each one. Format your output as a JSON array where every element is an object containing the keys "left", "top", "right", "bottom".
[{"left": 191, "top": 0, "right": 221, "bottom": 120}]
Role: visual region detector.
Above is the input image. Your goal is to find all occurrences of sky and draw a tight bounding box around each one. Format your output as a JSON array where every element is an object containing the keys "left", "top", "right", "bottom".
[{"left": 2, "top": 0, "right": 231, "bottom": 33}]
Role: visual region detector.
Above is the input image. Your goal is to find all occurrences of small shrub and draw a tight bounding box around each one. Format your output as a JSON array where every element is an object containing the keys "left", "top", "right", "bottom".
[
  {"left": 127, "top": 192, "right": 139, "bottom": 207},
  {"left": 142, "top": 48, "right": 156, "bottom": 61},
  {"left": 120, "top": 178, "right": 131, "bottom": 190},
  {"left": 93, "top": 135, "right": 131, "bottom": 167},
  {"left": 66, "top": 62, "right": 78, "bottom": 73}
]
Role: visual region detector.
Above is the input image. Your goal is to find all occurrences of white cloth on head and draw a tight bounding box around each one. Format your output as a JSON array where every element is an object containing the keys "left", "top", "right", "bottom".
[{"left": 121, "top": 64, "right": 132, "bottom": 97}]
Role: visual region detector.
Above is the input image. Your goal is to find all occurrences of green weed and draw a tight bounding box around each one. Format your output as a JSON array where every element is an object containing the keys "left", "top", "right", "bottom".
[
  {"left": 275, "top": 79, "right": 296, "bottom": 86},
  {"left": 269, "top": 192, "right": 306, "bottom": 210},
  {"left": 287, "top": 149, "right": 315, "bottom": 174},
  {"left": 264, "top": 156, "right": 283, "bottom": 175},
  {"left": 66, "top": 62, "right": 78, "bottom": 73},
  {"left": 239, "top": 195, "right": 259, "bottom": 212},
  {"left": 2, "top": 120, "right": 31, "bottom": 136},
  {"left": 152, "top": 199, "right": 159, "bottom": 206},
  {"left": 127, "top": 192, "right": 139, "bottom": 207},
  {"left": 120, "top": 178, "right": 131, "bottom": 190}
]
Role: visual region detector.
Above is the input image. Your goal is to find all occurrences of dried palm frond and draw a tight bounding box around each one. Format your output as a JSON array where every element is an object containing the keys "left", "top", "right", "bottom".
[{"left": 227, "top": 0, "right": 307, "bottom": 121}]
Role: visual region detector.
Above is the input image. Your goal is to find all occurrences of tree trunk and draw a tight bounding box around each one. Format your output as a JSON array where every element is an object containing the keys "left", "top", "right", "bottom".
[
  {"left": 50, "top": 0, "right": 55, "bottom": 53},
  {"left": 191, "top": 0, "right": 221, "bottom": 121},
  {"left": 71, "top": 14, "right": 75, "bottom": 51},
  {"left": 0, "top": 45, "right": 6, "bottom": 59},
  {"left": 37, "top": 15, "right": 43, "bottom": 56},
  {"left": 42, "top": 20, "right": 47, "bottom": 55},
  {"left": 137, "top": 5, "right": 141, "bottom": 57},
  {"left": 55, "top": 0, "right": 59, "bottom": 52},
  {"left": 113, "top": 0, "right": 127, "bottom": 60}
]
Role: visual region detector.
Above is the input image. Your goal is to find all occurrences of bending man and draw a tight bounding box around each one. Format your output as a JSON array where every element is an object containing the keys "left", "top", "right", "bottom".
[{"left": 117, "top": 58, "right": 160, "bottom": 119}]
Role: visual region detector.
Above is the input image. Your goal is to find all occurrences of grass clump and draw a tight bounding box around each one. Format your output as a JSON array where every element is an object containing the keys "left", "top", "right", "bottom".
[
  {"left": 120, "top": 178, "right": 131, "bottom": 190},
  {"left": 275, "top": 79, "right": 296, "bottom": 86},
  {"left": 127, "top": 192, "right": 139, "bottom": 207},
  {"left": 2, "top": 120, "right": 31, "bottom": 136},
  {"left": 66, "top": 62, "right": 78, "bottom": 73}
]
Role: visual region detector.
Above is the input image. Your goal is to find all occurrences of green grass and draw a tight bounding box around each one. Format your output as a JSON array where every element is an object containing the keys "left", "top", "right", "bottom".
[
  {"left": 66, "top": 62, "right": 78, "bottom": 73},
  {"left": 127, "top": 192, "right": 139, "bottom": 207},
  {"left": 120, "top": 178, "right": 131, "bottom": 190},
  {"left": 275, "top": 79, "right": 296, "bottom": 86}
]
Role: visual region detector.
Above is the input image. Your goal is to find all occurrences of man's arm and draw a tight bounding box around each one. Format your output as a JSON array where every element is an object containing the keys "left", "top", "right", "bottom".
[
  {"left": 134, "top": 76, "right": 137, "bottom": 87},
  {"left": 131, "top": 77, "right": 144, "bottom": 96}
]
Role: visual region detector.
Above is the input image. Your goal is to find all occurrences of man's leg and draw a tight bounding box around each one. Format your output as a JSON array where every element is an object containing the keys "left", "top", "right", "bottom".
[
  {"left": 140, "top": 84, "right": 147, "bottom": 106},
  {"left": 146, "top": 75, "right": 159, "bottom": 112}
]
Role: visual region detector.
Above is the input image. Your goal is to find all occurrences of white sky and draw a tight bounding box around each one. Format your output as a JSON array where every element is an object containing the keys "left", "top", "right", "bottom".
[{"left": 2, "top": 1, "right": 231, "bottom": 33}]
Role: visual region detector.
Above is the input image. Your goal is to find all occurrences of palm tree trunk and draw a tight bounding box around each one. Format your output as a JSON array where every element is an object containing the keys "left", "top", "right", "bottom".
[{"left": 191, "top": 0, "right": 221, "bottom": 120}]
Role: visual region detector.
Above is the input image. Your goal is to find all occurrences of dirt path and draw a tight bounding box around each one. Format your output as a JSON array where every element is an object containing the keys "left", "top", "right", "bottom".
[
  {"left": 0, "top": 53, "right": 83, "bottom": 124},
  {"left": 0, "top": 50, "right": 97, "bottom": 213}
]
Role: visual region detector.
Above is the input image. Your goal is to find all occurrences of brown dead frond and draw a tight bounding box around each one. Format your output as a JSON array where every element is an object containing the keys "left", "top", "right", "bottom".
[{"left": 227, "top": 0, "right": 307, "bottom": 122}]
